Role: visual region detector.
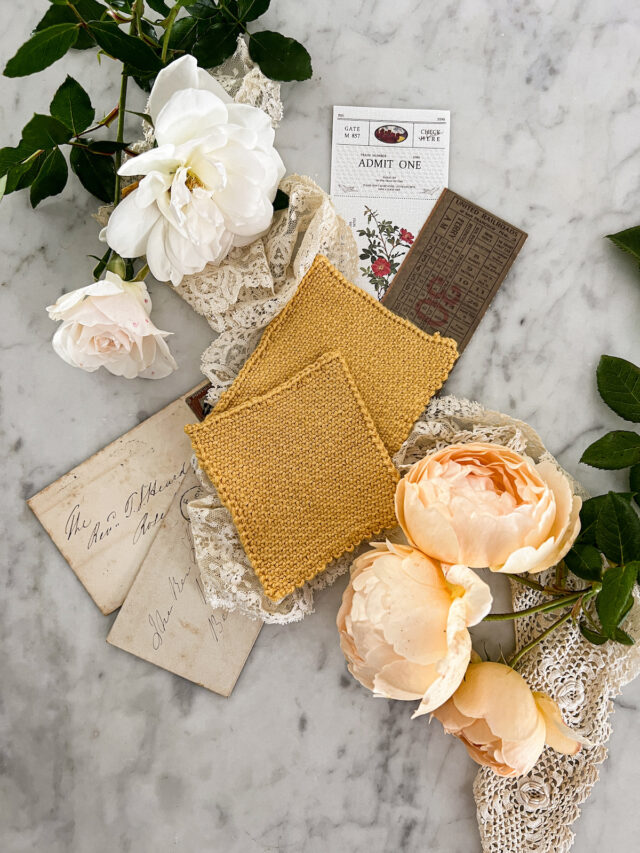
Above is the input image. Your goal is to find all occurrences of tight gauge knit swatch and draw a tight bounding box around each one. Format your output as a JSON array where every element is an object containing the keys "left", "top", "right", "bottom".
[
  {"left": 214, "top": 254, "right": 458, "bottom": 454},
  {"left": 186, "top": 352, "right": 399, "bottom": 601}
]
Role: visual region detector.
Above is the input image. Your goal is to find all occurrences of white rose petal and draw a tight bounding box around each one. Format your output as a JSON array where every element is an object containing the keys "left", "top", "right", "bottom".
[{"left": 105, "top": 57, "right": 286, "bottom": 286}]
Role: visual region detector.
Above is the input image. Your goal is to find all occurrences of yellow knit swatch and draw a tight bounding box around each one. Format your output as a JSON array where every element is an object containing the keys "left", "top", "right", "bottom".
[
  {"left": 214, "top": 254, "right": 458, "bottom": 454},
  {"left": 186, "top": 352, "right": 399, "bottom": 601}
]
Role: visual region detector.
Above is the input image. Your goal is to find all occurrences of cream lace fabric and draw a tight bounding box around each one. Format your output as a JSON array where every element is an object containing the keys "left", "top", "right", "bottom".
[
  {"left": 395, "top": 397, "right": 640, "bottom": 853},
  {"left": 169, "top": 48, "right": 640, "bottom": 850}
]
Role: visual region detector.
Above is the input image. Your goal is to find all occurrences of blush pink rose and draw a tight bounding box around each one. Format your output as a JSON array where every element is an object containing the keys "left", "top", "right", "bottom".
[
  {"left": 337, "top": 541, "right": 492, "bottom": 718},
  {"left": 432, "top": 662, "right": 588, "bottom": 777},
  {"left": 395, "top": 442, "right": 581, "bottom": 574},
  {"left": 47, "top": 272, "right": 177, "bottom": 379}
]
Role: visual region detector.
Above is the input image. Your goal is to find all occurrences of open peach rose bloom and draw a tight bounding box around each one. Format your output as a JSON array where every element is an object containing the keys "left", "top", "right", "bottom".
[
  {"left": 432, "top": 662, "right": 590, "bottom": 777},
  {"left": 395, "top": 442, "right": 581, "bottom": 574},
  {"left": 337, "top": 541, "right": 492, "bottom": 718}
]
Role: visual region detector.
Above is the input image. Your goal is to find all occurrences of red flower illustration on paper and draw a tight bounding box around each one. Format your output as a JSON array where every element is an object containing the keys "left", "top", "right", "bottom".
[
  {"left": 358, "top": 208, "right": 416, "bottom": 299},
  {"left": 372, "top": 256, "right": 391, "bottom": 277}
]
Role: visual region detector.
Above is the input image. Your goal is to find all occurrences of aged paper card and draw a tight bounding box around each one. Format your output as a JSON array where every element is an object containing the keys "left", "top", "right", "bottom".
[
  {"left": 28, "top": 389, "right": 202, "bottom": 614},
  {"left": 331, "top": 105, "right": 450, "bottom": 299},
  {"left": 107, "top": 469, "right": 262, "bottom": 696}
]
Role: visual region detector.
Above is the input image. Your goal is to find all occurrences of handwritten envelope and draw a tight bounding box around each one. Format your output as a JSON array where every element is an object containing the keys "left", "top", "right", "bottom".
[
  {"left": 107, "top": 469, "right": 262, "bottom": 696},
  {"left": 28, "top": 389, "right": 201, "bottom": 614}
]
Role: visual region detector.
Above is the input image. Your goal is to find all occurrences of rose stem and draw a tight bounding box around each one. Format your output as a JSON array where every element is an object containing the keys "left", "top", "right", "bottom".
[
  {"left": 507, "top": 611, "right": 573, "bottom": 669},
  {"left": 484, "top": 590, "right": 587, "bottom": 622},
  {"left": 505, "top": 574, "right": 547, "bottom": 592}
]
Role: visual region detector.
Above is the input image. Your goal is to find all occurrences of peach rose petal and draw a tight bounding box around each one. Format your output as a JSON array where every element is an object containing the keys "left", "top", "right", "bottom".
[
  {"left": 337, "top": 541, "right": 492, "bottom": 717},
  {"left": 453, "top": 663, "right": 541, "bottom": 742},
  {"left": 534, "top": 692, "right": 591, "bottom": 754}
]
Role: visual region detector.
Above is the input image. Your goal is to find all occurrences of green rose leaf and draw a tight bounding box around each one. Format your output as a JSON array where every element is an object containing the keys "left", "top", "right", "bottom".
[
  {"left": 596, "top": 355, "right": 640, "bottom": 422},
  {"left": 577, "top": 493, "right": 635, "bottom": 546},
  {"left": 595, "top": 493, "right": 640, "bottom": 565},
  {"left": 580, "top": 430, "right": 640, "bottom": 469},
  {"left": 30, "top": 147, "right": 68, "bottom": 207},
  {"left": 249, "top": 31, "right": 312, "bottom": 81},
  {"left": 50, "top": 76, "right": 95, "bottom": 135},
  {"left": 186, "top": 0, "right": 224, "bottom": 19},
  {"left": 596, "top": 562, "right": 638, "bottom": 635},
  {"left": 146, "top": 0, "right": 171, "bottom": 13},
  {"left": 0, "top": 144, "right": 31, "bottom": 177},
  {"left": 4, "top": 24, "right": 80, "bottom": 78},
  {"left": 192, "top": 23, "right": 240, "bottom": 68},
  {"left": 86, "top": 140, "right": 130, "bottom": 154},
  {"left": 579, "top": 623, "right": 608, "bottom": 645},
  {"left": 20, "top": 114, "right": 72, "bottom": 153},
  {"left": 88, "top": 22, "right": 163, "bottom": 74},
  {"left": 611, "top": 626, "right": 635, "bottom": 646},
  {"left": 1, "top": 153, "right": 46, "bottom": 198},
  {"left": 167, "top": 17, "right": 199, "bottom": 51},
  {"left": 238, "top": 0, "right": 271, "bottom": 20},
  {"left": 630, "top": 463, "right": 640, "bottom": 497},
  {"left": 272, "top": 188, "right": 289, "bottom": 211},
  {"left": 70, "top": 146, "right": 115, "bottom": 202},
  {"left": 35, "top": 0, "right": 104, "bottom": 49},
  {"left": 564, "top": 543, "right": 603, "bottom": 581},
  {"left": 606, "top": 226, "right": 640, "bottom": 266}
]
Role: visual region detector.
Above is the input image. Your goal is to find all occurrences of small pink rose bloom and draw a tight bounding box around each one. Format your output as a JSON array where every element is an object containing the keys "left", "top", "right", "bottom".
[
  {"left": 47, "top": 272, "right": 177, "bottom": 379},
  {"left": 395, "top": 442, "right": 581, "bottom": 574},
  {"left": 433, "top": 662, "right": 589, "bottom": 777},
  {"left": 337, "top": 541, "right": 492, "bottom": 718}
]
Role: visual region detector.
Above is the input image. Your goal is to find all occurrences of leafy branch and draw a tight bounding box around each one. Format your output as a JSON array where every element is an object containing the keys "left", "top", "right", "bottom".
[
  {"left": 1, "top": 1, "right": 311, "bottom": 214},
  {"left": 488, "top": 225, "right": 640, "bottom": 663}
]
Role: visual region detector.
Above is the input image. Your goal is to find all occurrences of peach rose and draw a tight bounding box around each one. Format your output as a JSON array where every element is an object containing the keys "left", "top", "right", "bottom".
[
  {"left": 337, "top": 541, "right": 492, "bottom": 718},
  {"left": 395, "top": 442, "right": 581, "bottom": 574},
  {"left": 432, "top": 662, "right": 589, "bottom": 776}
]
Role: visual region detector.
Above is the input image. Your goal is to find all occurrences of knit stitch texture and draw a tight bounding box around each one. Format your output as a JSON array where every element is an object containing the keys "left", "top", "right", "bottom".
[
  {"left": 214, "top": 254, "right": 459, "bottom": 454},
  {"left": 186, "top": 352, "right": 399, "bottom": 601}
]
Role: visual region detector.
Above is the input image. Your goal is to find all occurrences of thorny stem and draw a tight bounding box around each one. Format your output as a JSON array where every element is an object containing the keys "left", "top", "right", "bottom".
[
  {"left": 484, "top": 591, "right": 587, "bottom": 622},
  {"left": 113, "top": 70, "right": 128, "bottom": 204},
  {"left": 507, "top": 611, "right": 573, "bottom": 669}
]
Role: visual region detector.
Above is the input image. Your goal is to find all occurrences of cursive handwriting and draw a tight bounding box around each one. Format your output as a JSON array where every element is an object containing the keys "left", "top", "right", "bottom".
[
  {"left": 132, "top": 509, "right": 165, "bottom": 545},
  {"left": 87, "top": 510, "right": 117, "bottom": 550},
  {"left": 124, "top": 461, "right": 189, "bottom": 519},
  {"left": 64, "top": 504, "right": 92, "bottom": 541},
  {"left": 149, "top": 606, "right": 174, "bottom": 651},
  {"left": 195, "top": 576, "right": 227, "bottom": 644}
]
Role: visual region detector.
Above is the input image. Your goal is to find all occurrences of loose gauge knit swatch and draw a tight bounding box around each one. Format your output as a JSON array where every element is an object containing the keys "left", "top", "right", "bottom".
[
  {"left": 186, "top": 352, "right": 399, "bottom": 601},
  {"left": 214, "top": 254, "right": 459, "bottom": 454}
]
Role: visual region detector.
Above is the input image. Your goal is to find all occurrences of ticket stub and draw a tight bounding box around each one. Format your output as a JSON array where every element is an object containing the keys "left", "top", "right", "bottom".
[
  {"left": 382, "top": 189, "right": 527, "bottom": 352},
  {"left": 330, "top": 105, "right": 450, "bottom": 299}
]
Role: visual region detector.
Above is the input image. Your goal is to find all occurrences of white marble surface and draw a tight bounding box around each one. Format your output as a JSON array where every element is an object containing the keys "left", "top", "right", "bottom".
[{"left": 1, "top": 2, "right": 640, "bottom": 851}]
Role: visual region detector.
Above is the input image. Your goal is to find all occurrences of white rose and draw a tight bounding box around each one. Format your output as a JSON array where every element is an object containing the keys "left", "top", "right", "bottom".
[
  {"left": 47, "top": 272, "right": 177, "bottom": 379},
  {"left": 104, "top": 55, "right": 286, "bottom": 286}
]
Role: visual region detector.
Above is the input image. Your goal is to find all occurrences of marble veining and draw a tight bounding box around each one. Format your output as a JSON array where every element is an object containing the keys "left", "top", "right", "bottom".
[{"left": 1, "top": 1, "right": 639, "bottom": 851}]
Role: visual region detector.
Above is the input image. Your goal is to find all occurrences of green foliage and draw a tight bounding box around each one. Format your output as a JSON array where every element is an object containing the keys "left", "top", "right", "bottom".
[
  {"left": 580, "top": 430, "right": 640, "bottom": 469},
  {"left": 248, "top": 31, "right": 312, "bottom": 81},
  {"left": 70, "top": 146, "right": 116, "bottom": 203},
  {"left": 1, "top": 1, "right": 311, "bottom": 211},
  {"left": 50, "top": 77, "right": 95, "bottom": 135},
  {"left": 88, "top": 21, "right": 163, "bottom": 74},
  {"left": 596, "top": 562, "right": 638, "bottom": 637},
  {"left": 597, "top": 355, "right": 640, "bottom": 422},
  {"left": 30, "top": 147, "right": 68, "bottom": 207},
  {"left": 607, "top": 225, "right": 640, "bottom": 268},
  {"left": 595, "top": 493, "right": 640, "bottom": 566},
  {"left": 563, "top": 235, "right": 640, "bottom": 649},
  {"left": 4, "top": 24, "right": 80, "bottom": 78},
  {"left": 563, "top": 543, "right": 602, "bottom": 581}
]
